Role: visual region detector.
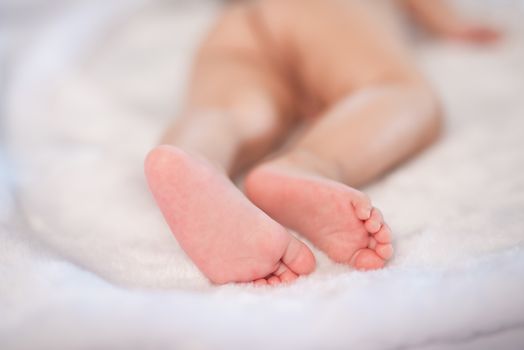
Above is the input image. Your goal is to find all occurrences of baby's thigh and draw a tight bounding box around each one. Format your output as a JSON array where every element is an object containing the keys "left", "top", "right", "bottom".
[
  {"left": 189, "top": 3, "right": 296, "bottom": 119},
  {"left": 259, "top": 0, "right": 423, "bottom": 105}
]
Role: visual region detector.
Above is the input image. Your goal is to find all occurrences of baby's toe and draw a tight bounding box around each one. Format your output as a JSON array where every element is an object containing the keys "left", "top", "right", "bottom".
[
  {"left": 277, "top": 268, "right": 298, "bottom": 283},
  {"left": 350, "top": 248, "right": 386, "bottom": 270},
  {"left": 375, "top": 243, "right": 394, "bottom": 260},
  {"left": 364, "top": 208, "right": 383, "bottom": 233},
  {"left": 282, "top": 236, "right": 316, "bottom": 275},
  {"left": 351, "top": 192, "right": 372, "bottom": 220},
  {"left": 374, "top": 223, "right": 392, "bottom": 243},
  {"left": 273, "top": 262, "right": 299, "bottom": 283}
]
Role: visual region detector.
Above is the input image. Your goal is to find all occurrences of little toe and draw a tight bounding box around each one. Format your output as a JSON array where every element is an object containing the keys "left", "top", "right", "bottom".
[
  {"left": 375, "top": 243, "right": 394, "bottom": 260},
  {"left": 351, "top": 192, "right": 372, "bottom": 220},
  {"left": 365, "top": 208, "right": 383, "bottom": 234},
  {"left": 350, "top": 248, "right": 386, "bottom": 270},
  {"left": 374, "top": 224, "right": 392, "bottom": 244},
  {"left": 282, "top": 236, "right": 316, "bottom": 275}
]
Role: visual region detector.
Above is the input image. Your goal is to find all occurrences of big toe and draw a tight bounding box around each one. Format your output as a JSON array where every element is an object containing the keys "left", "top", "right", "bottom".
[
  {"left": 350, "top": 248, "right": 386, "bottom": 270},
  {"left": 282, "top": 236, "right": 316, "bottom": 276},
  {"left": 145, "top": 145, "right": 175, "bottom": 171},
  {"left": 144, "top": 145, "right": 188, "bottom": 187}
]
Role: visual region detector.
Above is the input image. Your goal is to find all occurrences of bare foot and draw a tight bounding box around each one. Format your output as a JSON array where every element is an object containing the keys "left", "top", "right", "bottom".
[
  {"left": 245, "top": 163, "right": 393, "bottom": 270},
  {"left": 144, "top": 145, "right": 316, "bottom": 285}
]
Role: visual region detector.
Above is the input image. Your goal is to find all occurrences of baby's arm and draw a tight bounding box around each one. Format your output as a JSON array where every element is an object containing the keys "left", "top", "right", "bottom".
[{"left": 399, "top": 0, "right": 501, "bottom": 44}]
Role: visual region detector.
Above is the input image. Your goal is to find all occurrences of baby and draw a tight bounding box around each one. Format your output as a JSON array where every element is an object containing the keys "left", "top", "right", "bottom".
[{"left": 144, "top": 0, "right": 499, "bottom": 285}]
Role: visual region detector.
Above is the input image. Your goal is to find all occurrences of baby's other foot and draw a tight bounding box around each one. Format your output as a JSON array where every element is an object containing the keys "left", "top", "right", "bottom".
[
  {"left": 245, "top": 164, "right": 393, "bottom": 270},
  {"left": 145, "top": 146, "right": 316, "bottom": 285}
]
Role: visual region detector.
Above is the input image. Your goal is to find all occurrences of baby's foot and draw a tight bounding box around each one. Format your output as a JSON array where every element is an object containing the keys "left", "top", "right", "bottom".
[
  {"left": 145, "top": 146, "right": 316, "bottom": 285},
  {"left": 245, "top": 164, "right": 393, "bottom": 270}
]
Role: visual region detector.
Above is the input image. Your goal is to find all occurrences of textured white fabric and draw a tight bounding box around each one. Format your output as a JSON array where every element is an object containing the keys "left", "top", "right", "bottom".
[{"left": 1, "top": 1, "right": 524, "bottom": 349}]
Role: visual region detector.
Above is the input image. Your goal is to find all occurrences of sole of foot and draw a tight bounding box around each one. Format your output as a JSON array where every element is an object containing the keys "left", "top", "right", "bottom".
[
  {"left": 245, "top": 164, "right": 393, "bottom": 270},
  {"left": 145, "top": 145, "right": 316, "bottom": 285}
]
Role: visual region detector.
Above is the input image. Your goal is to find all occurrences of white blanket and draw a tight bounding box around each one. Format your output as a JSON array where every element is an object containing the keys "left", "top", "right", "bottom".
[{"left": 1, "top": 1, "right": 524, "bottom": 349}]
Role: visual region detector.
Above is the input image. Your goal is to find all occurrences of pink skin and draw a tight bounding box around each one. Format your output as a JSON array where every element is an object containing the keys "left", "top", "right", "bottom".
[
  {"left": 143, "top": 0, "right": 500, "bottom": 285},
  {"left": 145, "top": 145, "right": 316, "bottom": 285},
  {"left": 245, "top": 165, "right": 393, "bottom": 270}
]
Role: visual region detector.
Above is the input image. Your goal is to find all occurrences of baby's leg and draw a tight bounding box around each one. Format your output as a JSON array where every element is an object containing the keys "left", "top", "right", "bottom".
[
  {"left": 146, "top": 4, "right": 315, "bottom": 285},
  {"left": 245, "top": 0, "right": 442, "bottom": 269},
  {"left": 162, "top": 7, "right": 296, "bottom": 176},
  {"left": 246, "top": 85, "right": 439, "bottom": 269}
]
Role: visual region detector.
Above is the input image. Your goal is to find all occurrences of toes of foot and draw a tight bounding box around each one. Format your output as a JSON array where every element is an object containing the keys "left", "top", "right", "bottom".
[
  {"left": 356, "top": 206, "right": 372, "bottom": 221},
  {"left": 254, "top": 262, "right": 301, "bottom": 286},
  {"left": 350, "top": 248, "right": 386, "bottom": 270},
  {"left": 352, "top": 193, "right": 372, "bottom": 220},
  {"left": 282, "top": 237, "right": 316, "bottom": 275},
  {"left": 365, "top": 208, "right": 383, "bottom": 234},
  {"left": 375, "top": 243, "right": 394, "bottom": 260},
  {"left": 276, "top": 268, "right": 298, "bottom": 283},
  {"left": 374, "top": 224, "right": 392, "bottom": 244}
]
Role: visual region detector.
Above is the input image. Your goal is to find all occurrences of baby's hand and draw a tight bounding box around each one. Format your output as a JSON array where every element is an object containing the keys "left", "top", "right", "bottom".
[
  {"left": 402, "top": 0, "right": 502, "bottom": 45},
  {"left": 442, "top": 22, "right": 501, "bottom": 44}
]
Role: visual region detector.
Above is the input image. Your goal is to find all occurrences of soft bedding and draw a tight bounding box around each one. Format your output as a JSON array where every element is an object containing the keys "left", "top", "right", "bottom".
[{"left": 1, "top": 1, "right": 524, "bottom": 349}]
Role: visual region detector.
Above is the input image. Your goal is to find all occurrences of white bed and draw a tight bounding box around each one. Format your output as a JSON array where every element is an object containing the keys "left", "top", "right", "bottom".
[{"left": 1, "top": 1, "right": 524, "bottom": 349}]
